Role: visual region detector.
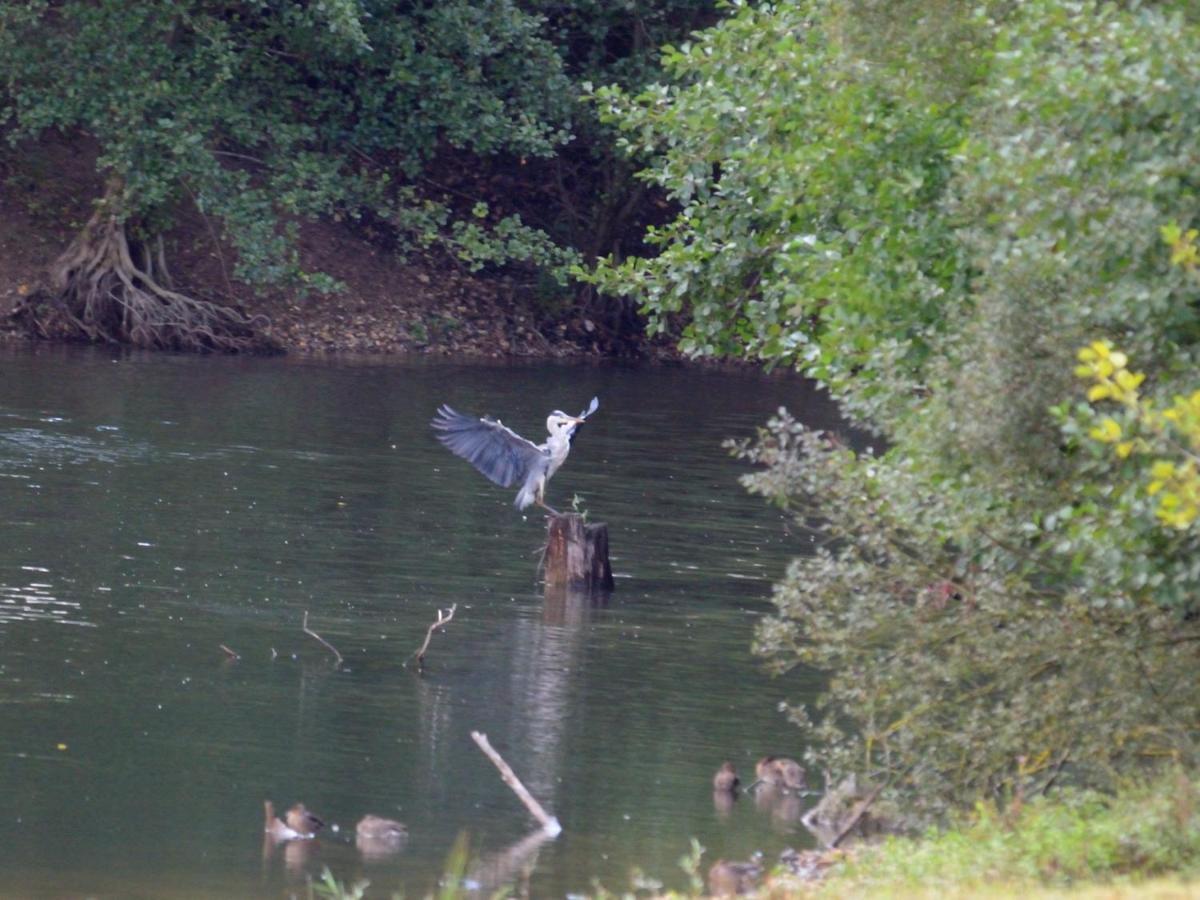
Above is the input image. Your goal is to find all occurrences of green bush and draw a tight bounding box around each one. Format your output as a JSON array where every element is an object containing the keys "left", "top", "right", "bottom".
[
  {"left": 596, "top": 0, "right": 1200, "bottom": 817},
  {"left": 585, "top": 0, "right": 989, "bottom": 426}
]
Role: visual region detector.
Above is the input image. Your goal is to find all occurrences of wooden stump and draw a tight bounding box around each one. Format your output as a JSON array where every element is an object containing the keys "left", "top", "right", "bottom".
[{"left": 543, "top": 513, "right": 614, "bottom": 593}]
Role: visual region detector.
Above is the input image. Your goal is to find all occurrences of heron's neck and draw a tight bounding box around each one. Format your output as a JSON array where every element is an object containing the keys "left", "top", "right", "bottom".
[{"left": 544, "top": 431, "right": 572, "bottom": 465}]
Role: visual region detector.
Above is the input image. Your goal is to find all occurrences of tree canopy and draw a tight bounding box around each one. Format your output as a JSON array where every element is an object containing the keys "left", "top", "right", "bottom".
[
  {"left": 592, "top": 0, "right": 1200, "bottom": 816},
  {"left": 0, "top": 0, "right": 713, "bottom": 348}
]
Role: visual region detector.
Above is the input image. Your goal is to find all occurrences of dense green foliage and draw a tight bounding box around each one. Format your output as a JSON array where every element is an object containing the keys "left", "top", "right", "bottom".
[
  {"left": 592, "top": 0, "right": 1200, "bottom": 817},
  {"left": 589, "top": 0, "right": 983, "bottom": 424},
  {"left": 0, "top": 0, "right": 713, "bottom": 323},
  {"left": 0, "top": 0, "right": 577, "bottom": 289}
]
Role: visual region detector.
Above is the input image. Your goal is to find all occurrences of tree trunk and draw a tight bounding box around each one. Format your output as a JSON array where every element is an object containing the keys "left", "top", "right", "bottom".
[
  {"left": 543, "top": 513, "right": 614, "bottom": 594},
  {"left": 9, "top": 178, "right": 275, "bottom": 353}
]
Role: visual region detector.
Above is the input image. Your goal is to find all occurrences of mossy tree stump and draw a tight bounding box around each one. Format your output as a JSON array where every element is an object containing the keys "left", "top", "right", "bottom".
[{"left": 543, "top": 513, "right": 613, "bottom": 593}]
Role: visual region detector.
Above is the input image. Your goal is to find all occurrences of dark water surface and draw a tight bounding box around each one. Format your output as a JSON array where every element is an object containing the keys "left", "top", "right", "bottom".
[{"left": 0, "top": 345, "right": 842, "bottom": 898}]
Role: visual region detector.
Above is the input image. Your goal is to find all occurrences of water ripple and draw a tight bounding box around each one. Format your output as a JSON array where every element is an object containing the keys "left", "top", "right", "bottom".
[
  {"left": 0, "top": 581, "right": 94, "bottom": 627},
  {"left": 0, "top": 424, "right": 149, "bottom": 468}
]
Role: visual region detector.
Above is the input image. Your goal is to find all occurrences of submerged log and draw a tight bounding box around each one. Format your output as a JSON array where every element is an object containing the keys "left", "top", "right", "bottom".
[{"left": 543, "top": 513, "right": 614, "bottom": 593}]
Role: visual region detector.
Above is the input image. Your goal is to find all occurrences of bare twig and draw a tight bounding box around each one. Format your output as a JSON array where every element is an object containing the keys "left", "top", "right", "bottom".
[
  {"left": 470, "top": 731, "right": 562, "bottom": 837},
  {"left": 406, "top": 603, "right": 457, "bottom": 672},
  {"left": 1038, "top": 750, "right": 1072, "bottom": 797},
  {"left": 219, "top": 644, "right": 240, "bottom": 660},
  {"left": 302, "top": 610, "right": 343, "bottom": 667},
  {"left": 180, "top": 178, "right": 234, "bottom": 300}
]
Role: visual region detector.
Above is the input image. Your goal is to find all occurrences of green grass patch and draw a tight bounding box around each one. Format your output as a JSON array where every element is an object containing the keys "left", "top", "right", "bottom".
[{"left": 816, "top": 769, "right": 1200, "bottom": 897}]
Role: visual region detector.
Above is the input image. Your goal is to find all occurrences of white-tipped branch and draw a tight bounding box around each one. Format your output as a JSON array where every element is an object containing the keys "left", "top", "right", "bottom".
[
  {"left": 470, "top": 731, "right": 562, "bottom": 837},
  {"left": 302, "top": 610, "right": 343, "bottom": 667},
  {"left": 406, "top": 602, "right": 457, "bottom": 671}
]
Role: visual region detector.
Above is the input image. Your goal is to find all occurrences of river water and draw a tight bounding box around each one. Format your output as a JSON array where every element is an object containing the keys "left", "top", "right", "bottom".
[{"left": 0, "top": 345, "right": 844, "bottom": 898}]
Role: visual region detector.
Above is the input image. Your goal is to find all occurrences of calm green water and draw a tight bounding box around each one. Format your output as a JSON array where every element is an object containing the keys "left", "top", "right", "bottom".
[{"left": 0, "top": 345, "right": 841, "bottom": 898}]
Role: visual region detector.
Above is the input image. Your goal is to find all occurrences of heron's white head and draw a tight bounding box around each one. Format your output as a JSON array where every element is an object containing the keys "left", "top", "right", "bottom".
[{"left": 546, "top": 411, "right": 584, "bottom": 437}]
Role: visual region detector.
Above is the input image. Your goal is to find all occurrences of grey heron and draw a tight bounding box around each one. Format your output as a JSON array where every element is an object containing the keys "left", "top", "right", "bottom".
[{"left": 432, "top": 397, "right": 599, "bottom": 514}]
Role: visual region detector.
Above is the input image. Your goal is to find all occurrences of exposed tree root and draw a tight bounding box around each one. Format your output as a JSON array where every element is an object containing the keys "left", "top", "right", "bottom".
[{"left": 8, "top": 182, "right": 276, "bottom": 353}]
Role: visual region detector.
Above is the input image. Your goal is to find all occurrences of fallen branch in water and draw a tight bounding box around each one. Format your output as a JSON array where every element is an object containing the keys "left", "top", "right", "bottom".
[
  {"left": 829, "top": 781, "right": 885, "bottom": 849},
  {"left": 219, "top": 644, "right": 240, "bottom": 661},
  {"left": 406, "top": 603, "right": 457, "bottom": 672},
  {"left": 470, "top": 731, "right": 562, "bottom": 837},
  {"left": 303, "top": 610, "right": 343, "bottom": 667}
]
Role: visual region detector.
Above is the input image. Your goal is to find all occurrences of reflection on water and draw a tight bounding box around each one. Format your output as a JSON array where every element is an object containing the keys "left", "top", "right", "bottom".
[
  {"left": 0, "top": 345, "right": 838, "bottom": 897},
  {"left": 0, "top": 576, "right": 93, "bottom": 627}
]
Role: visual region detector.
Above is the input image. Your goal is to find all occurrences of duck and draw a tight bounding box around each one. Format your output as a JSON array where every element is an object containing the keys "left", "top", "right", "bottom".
[
  {"left": 712, "top": 761, "right": 740, "bottom": 793},
  {"left": 753, "top": 756, "right": 806, "bottom": 792},
  {"left": 707, "top": 856, "right": 763, "bottom": 896},
  {"left": 356, "top": 814, "right": 408, "bottom": 860},
  {"left": 286, "top": 802, "right": 325, "bottom": 837},
  {"left": 356, "top": 814, "right": 407, "bottom": 841},
  {"left": 263, "top": 800, "right": 324, "bottom": 841}
]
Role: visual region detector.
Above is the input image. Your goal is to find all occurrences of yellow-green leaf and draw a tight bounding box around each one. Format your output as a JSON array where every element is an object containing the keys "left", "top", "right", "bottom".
[
  {"left": 1151, "top": 460, "right": 1176, "bottom": 480},
  {"left": 1115, "top": 370, "right": 1144, "bottom": 391},
  {"left": 1089, "top": 418, "right": 1121, "bottom": 442}
]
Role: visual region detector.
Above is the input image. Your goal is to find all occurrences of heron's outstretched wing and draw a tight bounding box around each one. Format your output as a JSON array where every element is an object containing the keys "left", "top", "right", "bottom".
[{"left": 432, "top": 406, "right": 545, "bottom": 488}]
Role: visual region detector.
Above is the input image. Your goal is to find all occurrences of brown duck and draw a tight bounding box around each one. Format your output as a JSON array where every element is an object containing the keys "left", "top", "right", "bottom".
[
  {"left": 707, "top": 856, "right": 763, "bottom": 896},
  {"left": 356, "top": 814, "right": 407, "bottom": 841},
  {"left": 263, "top": 800, "right": 325, "bottom": 841},
  {"left": 356, "top": 814, "right": 408, "bottom": 860},
  {"left": 753, "top": 756, "right": 806, "bottom": 791}
]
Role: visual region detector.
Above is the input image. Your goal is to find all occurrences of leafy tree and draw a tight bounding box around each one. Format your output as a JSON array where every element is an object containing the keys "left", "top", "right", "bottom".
[
  {"left": 586, "top": 0, "right": 986, "bottom": 425},
  {"left": 2, "top": 0, "right": 700, "bottom": 349},
  {"left": 595, "top": 0, "right": 1200, "bottom": 817}
]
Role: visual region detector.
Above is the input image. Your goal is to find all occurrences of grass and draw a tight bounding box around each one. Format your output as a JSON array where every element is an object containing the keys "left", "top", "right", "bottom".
[{"left": 805, "top": 768, "right": 1200, "bottom": 898}]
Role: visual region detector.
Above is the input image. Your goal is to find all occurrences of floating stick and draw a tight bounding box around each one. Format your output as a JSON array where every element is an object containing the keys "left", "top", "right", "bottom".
[{"left": 470, "top": 731, "right": 562, "bottom": 837}]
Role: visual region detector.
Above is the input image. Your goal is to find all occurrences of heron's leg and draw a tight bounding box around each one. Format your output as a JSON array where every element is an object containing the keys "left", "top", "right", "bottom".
[{"left": 534, "top": 482, "right": 560, "bottom": 516}]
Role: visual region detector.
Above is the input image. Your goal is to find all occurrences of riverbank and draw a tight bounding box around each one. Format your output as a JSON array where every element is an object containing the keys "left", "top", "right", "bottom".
[
  {"left": 0, "top": 135, "right": 669, "bottom": 360},
  {"left": 724, "top": 769, "right": 1200, "bottom": 898}
]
